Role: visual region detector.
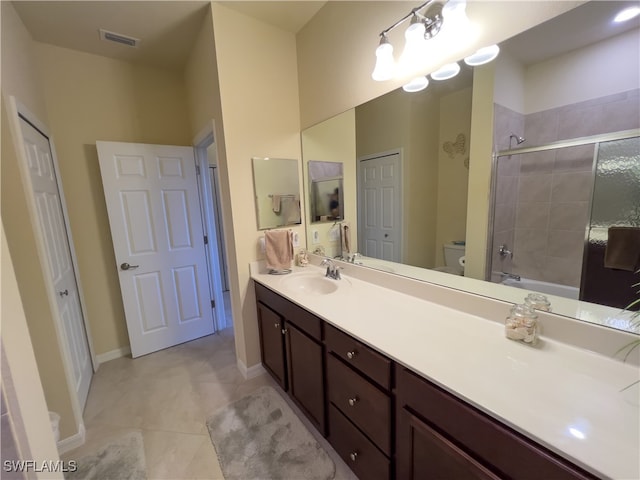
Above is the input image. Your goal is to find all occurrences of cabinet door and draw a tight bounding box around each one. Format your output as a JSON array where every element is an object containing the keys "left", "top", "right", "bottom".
[
  {"left": 286, "top": 322, "right": 326, "bottom": 435},
  {"left": 397, "top": 406, "right": 500, "bottom": 480},
  {"left": 257, "top": 302, "right": 287, "bottom": 390}
]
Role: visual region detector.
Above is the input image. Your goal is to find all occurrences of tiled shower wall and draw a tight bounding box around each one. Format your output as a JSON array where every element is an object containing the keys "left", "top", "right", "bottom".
[{"left": 492, "top": 89, "right": 640, "bottom": 287}]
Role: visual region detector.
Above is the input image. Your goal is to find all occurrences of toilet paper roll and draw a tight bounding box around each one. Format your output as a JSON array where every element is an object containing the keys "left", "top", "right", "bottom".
[{"left": 459, "top": 256, "right": 466, "bottom": 267}]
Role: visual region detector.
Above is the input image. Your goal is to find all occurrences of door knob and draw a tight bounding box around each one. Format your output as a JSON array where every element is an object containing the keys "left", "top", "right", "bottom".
[
  {"left": 59, "top": 289, "right": 69, "bottom": 297},
  {"left": 349, "top": 452, "right": 358, "bottom": 462},
  {"left": 346, "top": 350, "right": 357, "bottom": 360},
  {"left": 348, "top": 396, "right": 359, "bottom": 407},
  {"left": 120, "top": 262, "right": 139, "bottom": 271}
]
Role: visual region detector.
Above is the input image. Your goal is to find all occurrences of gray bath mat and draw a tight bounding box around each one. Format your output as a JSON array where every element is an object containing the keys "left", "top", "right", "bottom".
[
  {"left": 66, "top": 431, "right": 146, "bottom": 480},
  {"left": 206, "top": 386, "right": 335, "bottom": 480}
]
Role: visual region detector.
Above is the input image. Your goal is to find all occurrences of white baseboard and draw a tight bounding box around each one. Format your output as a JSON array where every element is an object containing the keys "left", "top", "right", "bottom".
[
  {"left": 96, "top": 346, "right": 131, "bottom": 365},
  {"left": 57, "top": 422, "right": 85, "bottom": 455},
  {"left": 236, "top": 358, "right": 266, "bottom": 380}
]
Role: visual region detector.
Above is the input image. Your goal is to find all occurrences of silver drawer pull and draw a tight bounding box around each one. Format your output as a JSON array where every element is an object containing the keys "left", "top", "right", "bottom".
[
  {"left": 282, "top": 328, "right": 288, "bottom": 335},
  {"left": 274, "top": 323, "right": 279, "bottom": 329},
  {"left": 349, "top": 452, "right": 358, "bottom": 462},
  {"left": 346, "top": 350, "right": 357, "bottom": 360},
  {"left": 348, "top": 396, "right": 359, "bottom": 407}
]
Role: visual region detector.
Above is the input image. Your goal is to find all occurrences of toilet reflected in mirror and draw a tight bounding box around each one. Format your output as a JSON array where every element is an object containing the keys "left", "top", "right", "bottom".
[{"left": 433, "top": 243, "right": 466, "bottom": 276}]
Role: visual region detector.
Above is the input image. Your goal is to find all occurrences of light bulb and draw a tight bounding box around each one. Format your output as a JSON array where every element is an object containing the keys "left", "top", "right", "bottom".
[
  {"left": 464, "top": 44, "right": 500, "bottom": 66},
  {"left": 614, "top": 6, "right": 640, "bottom": 22},
  {"left": 401, "top": 15, "right": 426, "bottom": 62},
  {"left": 431, "top": 62, "right": 460, "bottom": 80},
  {"left": 402, "top": 76, "right": 429, "bottom": 93},
  {"left": 372, "top": 38, "right": 395, "bottom": 81}
]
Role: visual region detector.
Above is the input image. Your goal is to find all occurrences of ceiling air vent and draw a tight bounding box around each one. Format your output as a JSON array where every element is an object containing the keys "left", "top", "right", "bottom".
[{"left": 99, "top": 29, "right": 140, "bottom": 48}]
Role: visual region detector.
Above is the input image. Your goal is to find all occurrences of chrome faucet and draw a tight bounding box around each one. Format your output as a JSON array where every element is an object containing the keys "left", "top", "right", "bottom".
[
  {"left": 498, "top": 244, "right": 513, "bottom": 259},
  {"left": 501, "top": 272, "right": 521, "bottom": 281},
  {"left": 321, "top": 258, "right": 342, "bottom": 280},
  {"left": 347, "top": 252, "right": 362, "bottom": 264}
]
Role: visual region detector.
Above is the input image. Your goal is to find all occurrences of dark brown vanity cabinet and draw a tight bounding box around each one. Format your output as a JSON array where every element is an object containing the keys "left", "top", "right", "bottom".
[
  {"left": 255, "top": 281, "right": 599, "bottom": 480},
  {"left": 395, "top": 367, "right": 597, "bottom": 480},
  {"left": 255, "top": 283, "right": 326, "bottom": 436},
  {"left": 325, "top": 324, "right": 393, "bottom": 480}
]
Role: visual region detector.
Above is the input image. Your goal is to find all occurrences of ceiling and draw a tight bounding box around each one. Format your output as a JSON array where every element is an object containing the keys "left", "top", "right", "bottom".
[
  {"left": 12, "top": 1, "right": 639, "bottom": 71},
  {"left": 13, "top": 1, "right": 326, "bottom": 71}
]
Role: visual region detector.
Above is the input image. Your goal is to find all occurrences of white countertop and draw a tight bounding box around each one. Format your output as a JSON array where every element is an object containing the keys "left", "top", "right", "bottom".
[{"left": 251, "top": 263, "right": 640, "bottom": 480}]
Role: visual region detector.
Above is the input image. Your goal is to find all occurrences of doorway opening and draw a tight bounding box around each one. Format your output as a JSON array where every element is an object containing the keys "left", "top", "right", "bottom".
[{"left": 195, "top": 129, "right": 232, "bottom": 330}]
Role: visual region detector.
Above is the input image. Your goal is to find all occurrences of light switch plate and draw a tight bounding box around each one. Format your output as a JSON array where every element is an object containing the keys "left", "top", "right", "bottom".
[
  {"left": 329, "top": 227, "right": 340, "bottom": 242},
  {"left": 312, "top": 230, "right": 320, "bottom": 244}
]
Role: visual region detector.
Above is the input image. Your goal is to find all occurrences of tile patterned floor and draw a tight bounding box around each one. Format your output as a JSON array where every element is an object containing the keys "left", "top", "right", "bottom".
[{"left": 64, "top": 328, "right": 357, "bottom": 479}]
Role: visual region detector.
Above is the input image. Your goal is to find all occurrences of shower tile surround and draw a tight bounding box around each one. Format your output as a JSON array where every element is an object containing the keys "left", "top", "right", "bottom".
[{"left": 492, "top": 89, "right": 640, "bottom": 287}]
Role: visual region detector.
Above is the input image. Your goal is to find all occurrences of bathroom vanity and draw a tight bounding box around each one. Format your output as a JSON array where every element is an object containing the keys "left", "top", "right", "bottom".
[{"left": 251, "top": 262, "right": 639, "bottom": 480}]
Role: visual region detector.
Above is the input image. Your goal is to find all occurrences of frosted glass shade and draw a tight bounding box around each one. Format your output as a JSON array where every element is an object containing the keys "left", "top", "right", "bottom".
[
  {"left": 372, "top": 42, "right": 395, "bottom": 81},
  {"left": 431, "top": 62, "right": 460, "bottom": 80},
  {"left": 464, "top": 45, "right": 500, "bottom": 66},
  {"left": 402, "top": 76, "right": 429, "bottom": 92}
]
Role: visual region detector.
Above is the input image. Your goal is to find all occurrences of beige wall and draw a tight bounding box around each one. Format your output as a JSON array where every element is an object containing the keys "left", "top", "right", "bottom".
[
  {"left": 211, "top": 3, "right": 304, "bottom": 369},
  {"left": 2, "top": 225, "right": 62, "bottom": 478},
  {"left": 35, "top": 43, "right": 192, "bottom": 357},
  {"left": 301, "top": 109, "right": 356, "bottom": 258},
  {"left": 465, "top": 63, "right": 496, "bottom": 279},
  {"left": 1, "top": 1, "right": 79, "bottom": 440},
  {"left": 435, "top": 87, "right": 472, "bottom": 267},
  {"left": 297, "top": 1, "right": 582, "bottom": 129},
  {"left": 525, "top": 28, "right": 640, "bottom": 114}
]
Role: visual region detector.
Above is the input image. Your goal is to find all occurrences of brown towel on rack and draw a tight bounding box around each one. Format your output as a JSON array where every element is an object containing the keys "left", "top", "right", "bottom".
[
  {"left": 342, "top": 223, "right": 351, "bottom": 254},
  {"left": 265, "top": 229, "right": 293, "bottom": 272},
  {"left": 604, "top": 226, "right": 640, "bottom": 271}
]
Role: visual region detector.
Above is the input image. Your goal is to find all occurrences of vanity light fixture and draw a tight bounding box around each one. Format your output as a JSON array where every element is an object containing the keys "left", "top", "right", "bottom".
[
  {"left": 463, "top": 44, "right": 500, "bottom": 66},
  {"left": 374, "top": 0, "right": 454, "bottom": 81},
  {"left": 430, "top": 62, "right": 460, "bottom": 80},
  {"left": 614, "top": 5, "right": 640, "bottom": 22}
]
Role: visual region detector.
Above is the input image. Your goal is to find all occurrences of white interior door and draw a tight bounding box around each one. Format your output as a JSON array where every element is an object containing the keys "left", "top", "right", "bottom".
[
  {"left": 357, "top": 151, "right": 402, "bottom": 262},
  {"left": 96, "top": 141, "right": 214, "bottom": 358},
  {"left": 19, "top": 117, "right": 92, "bottom": 409}
]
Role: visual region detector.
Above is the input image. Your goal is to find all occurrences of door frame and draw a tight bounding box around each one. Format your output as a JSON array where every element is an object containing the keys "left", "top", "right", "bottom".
[
  {"left": 6, "top": 96, "right": 95, "bottom": 449},
  {"left": 356, "top": 148, "right": 404, "bottom": 262},
  {"left": 194, "top": 122, "right": 229, "bottom": 329}
]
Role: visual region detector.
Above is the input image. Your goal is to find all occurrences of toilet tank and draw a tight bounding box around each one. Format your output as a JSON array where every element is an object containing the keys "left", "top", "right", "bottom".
[{"left": 443, "top": 244, "right": 465, "bottom": 271}]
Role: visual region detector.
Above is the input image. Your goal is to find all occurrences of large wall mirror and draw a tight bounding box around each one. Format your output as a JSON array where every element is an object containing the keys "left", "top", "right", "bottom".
[
  {"left": 252, "top": 157, "right": 302, "bottom": 230},
  {"left": 301, "top": 1, "right": 640, "bottom": 334}
]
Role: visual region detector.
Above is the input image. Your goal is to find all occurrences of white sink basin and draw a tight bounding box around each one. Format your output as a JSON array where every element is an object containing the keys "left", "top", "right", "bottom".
[{"left": 281, "top": 273, "right": 339, "bottom": 295}]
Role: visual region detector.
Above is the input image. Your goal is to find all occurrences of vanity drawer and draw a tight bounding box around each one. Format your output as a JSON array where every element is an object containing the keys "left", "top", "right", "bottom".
[
  {"left": 325, "top": 323, "right": 391, "bottom": 390},
  {"left": 255, "top": 283, "right": 322, "bottom": 340},
  {"left": 329, "top": 404, "right": 391, "bottom": 480},
  {"left": 327, "top": 353, "right": 391, "bottom": 455}
]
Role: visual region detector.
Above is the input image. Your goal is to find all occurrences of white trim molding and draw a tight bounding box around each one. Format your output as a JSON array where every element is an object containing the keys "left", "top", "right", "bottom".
[
  {"left": 57, "top": 422, "right": 86, "bottom": 455},
  {"left": 236, "top": 358, "right": 266, "bottom": 380},
  {"left": 96, "top": 346, "right": 131, "bottom": 366}
]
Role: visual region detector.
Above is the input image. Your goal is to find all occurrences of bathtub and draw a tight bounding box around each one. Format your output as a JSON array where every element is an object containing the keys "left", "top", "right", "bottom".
[{"left": 502, "top": 277, "right": 579, "bottom": 300}]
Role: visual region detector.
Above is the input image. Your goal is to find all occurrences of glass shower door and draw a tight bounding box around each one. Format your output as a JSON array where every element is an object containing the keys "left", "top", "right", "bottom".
[{"left": 581, "top": 136, "right": 640, "bottom": 309}]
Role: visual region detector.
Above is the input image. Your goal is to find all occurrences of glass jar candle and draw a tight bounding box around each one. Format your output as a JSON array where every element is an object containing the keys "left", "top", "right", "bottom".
[
  {"left": 505, "top": 304, "right": 538, "bottom": 345},
  {"left": 525, "top": 293, "right": 551, "bottom": 312}
]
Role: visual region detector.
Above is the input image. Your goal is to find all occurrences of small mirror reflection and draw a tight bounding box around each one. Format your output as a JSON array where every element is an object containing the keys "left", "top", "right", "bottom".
[
  {"left": 308, "top": 161, "right": 344, "bottom": 223},
  {"left": 252, "top": 157, "right": 301, "bottom": 230}
]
